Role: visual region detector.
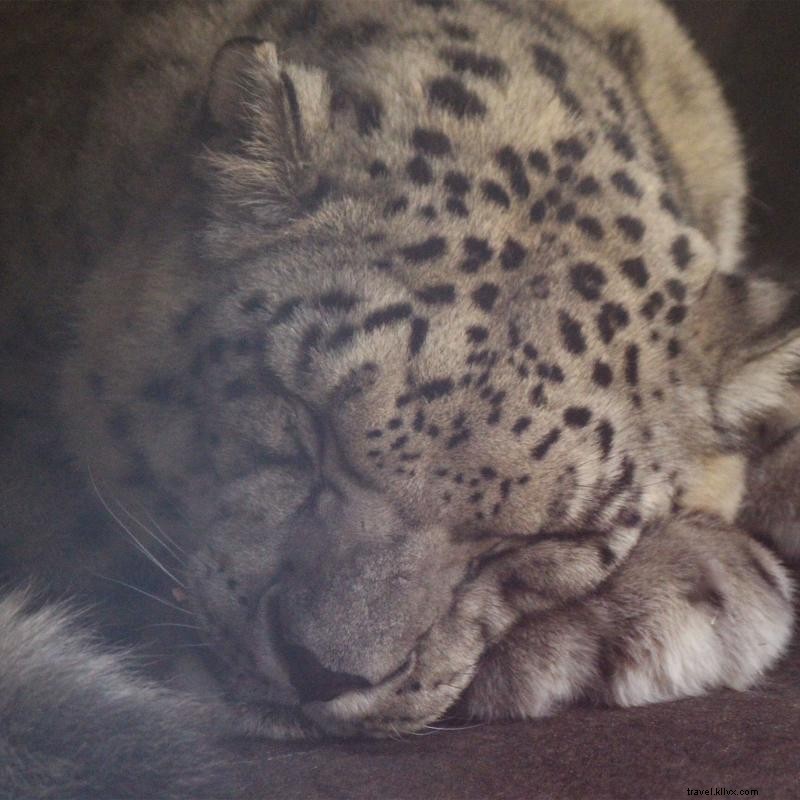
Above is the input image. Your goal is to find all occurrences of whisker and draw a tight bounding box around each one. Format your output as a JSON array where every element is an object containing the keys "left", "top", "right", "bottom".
[
  {"left": 144, "top": 622, "right": 203, "bottom": 631},
  {"left": 114, "top": 499, "right": 186, "bottom": 565},
  {"left": 91, "top": 572, "right": 196, "bottom": 617},
  {"left": 88, "top": 469, "right": 186, "bottom": 588}
]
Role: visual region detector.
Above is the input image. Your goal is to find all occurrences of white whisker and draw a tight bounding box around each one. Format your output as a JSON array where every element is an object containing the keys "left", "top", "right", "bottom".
[
  {"left": 91, "top": 572, "right": 195, "bottom": 617},
  {"left": 88, "top": 468, "right": 186, "bottom": 588}
]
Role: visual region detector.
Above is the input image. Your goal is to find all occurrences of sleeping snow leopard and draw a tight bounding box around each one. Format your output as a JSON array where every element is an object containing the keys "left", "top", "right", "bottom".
[{"left": 2, "top": 0, "right": 800, "bottom": 796}]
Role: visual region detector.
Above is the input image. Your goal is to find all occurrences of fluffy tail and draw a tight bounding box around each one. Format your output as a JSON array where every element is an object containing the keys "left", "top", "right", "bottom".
[{"left": 0, "top": 592, "right": 247, "bottom": 799}]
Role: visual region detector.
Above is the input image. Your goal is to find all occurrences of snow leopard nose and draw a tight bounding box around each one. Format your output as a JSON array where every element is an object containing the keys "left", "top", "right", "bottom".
[
  {"left": 281, "top": 639, "right": 373, "bottom": 703},
  {"left": 271, "top": 599, "right": 372, "bottom": 703}
]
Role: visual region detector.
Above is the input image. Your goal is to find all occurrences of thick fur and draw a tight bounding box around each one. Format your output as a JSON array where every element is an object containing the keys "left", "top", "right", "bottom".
[
  {"left": 0, "top": 593, "right": 247, "bottom": 799},
  {"left": 1, "top": 0, "right": 799, "bottom": 797}
]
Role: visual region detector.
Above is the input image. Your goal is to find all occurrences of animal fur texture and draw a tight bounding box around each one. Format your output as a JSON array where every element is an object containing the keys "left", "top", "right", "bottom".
[{"left": 1, "top": 0, "right": 798, "bottom": 796}]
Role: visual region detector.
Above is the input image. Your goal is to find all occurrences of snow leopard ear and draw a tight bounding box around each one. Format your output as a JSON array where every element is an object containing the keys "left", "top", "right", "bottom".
[
  {"left": 199, "top": 38, "right": 333, "bottom": 236},
  {"left": 693, "top": 272, "right": 800, "bottom": 431}
]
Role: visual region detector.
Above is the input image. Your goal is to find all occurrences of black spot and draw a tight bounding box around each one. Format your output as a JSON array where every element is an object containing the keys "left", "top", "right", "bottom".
[
  {"left": 548, "top": 161, "right": 570, "bottom": 184},
  {"left": 419, "top": 378, "right": 454, "bottom": 401},
  {"left": 412, "top": 127, "right": 452, "bottom": 156},
  {"left": 523, "top": 343, "right": 539, "bottom": 360},
  {"left": 497, "top": 238, "right": 526, "bottom": 272},
  {"left": 597, "top": 302, "right": 629, "bottom": 344},
  {"left": 598, "top": 544, "right": 616, "bottom": 566},
  {"left": 667, "top": 338, "right": 681, "bottom": 358},
  {"left": 640, "top": 291, "right": 664, "bottom": 320},
  {"left": 532, "top": 44, "right": 567, "bottom": 83},
  {"left": 460, "top": 237, "right": 494, "bottom": 273},
  {"left": 545, "top": 188, "right": 561, "bottom": 207},
  {"left": 559, "top": 311, "right": 586, "bottom": 354},
  {"left": 527, "top": 149, "right": 550, "bottom": 175},
  {"left": 443, "top": 171, "right": 470, "bottom": 194},
  {"left": 665, "top": 279, "right": 686, "bottom": 301},
  {"left": 660, "top": 192, "right": 682, "bottom": 219},
  {"left": 472, "top": 283, "right": 500, "bottom": 312},
  {"left": 427, "top": 76, "right": 486, "bottom": 118},
  {"left": 319, "top": 290, "right": 358, "bottom": 311},
  {"left": 175, "top": 302, "right": 206, "bottom": 332},
  {"left": 570, "top": 262, "right": 606, "bottom": 301},
  {"left": 596, "top": 420, "right": 614, "bottom": 458},
  {"left": 384, "top": 196, "right": 408, "bottom": 217},
  {"left": 624, "top": 343, "right": 639, "bottom": 386},
  {"left": 593, "top": 360, "right": 613, "bottom": 387},
  {"left": 604, "top": 87, "right": 625, "bottom": 118},
  {"left": 557, "top": 88, "right": 582, "bottom": 115},
  {"left": 564, "top": 406, "right": 591, "bottom": 427},
  {"left": 440, "top": 19, "right": 474, "bottom": 40},
  {"left": 554, "top": 136, "right": 586, "bottom": 161},
  {"left": 481, "top": 180, "right": 511, "bottom": 208},
  {"left": 356, "top": 98, "right": 382, "bottom": 136},
  {"left": 372, "top": 258, "right": 394, "bottom": 271},
  {"left": 607, "top": 127, "right": 636, "bottom": 160},
  {"left": 416, "top": 283, "right": 456, "bottom": 304},
  {"left": 529, "top": 200, "right": 547, "bottom": 223},
  {"left": 607, "top": 28, "right": 642, "bottom": 74},
  {"left": 407, "top": 155, "right": 433, "bottom": 185},
  {"left": 576, "top": 216, "right": 604, "bottom": 240},
  {"left": 391, "top": 435, "right": 408, "bottom": 451},
  {"left": 366, "top": 429, "right": 383, "bottom": 439},
  {"left": 446, "top": 428, "right": 471, "bottom": 449},
  {"left": 666, "top": 305, "right": 687, "bottom": 325},
  {"left": 495, "top": 146, "right": 530, "bottom": 198},
  {"left": 327, "top": 324, "right": 356, "bottom": 350},
  {"left": 531, "top": 427, "right": 561, "bottom": 460},
  {"left": 414, "top": 0, "right": 455, "bottom": 8},
  {"left": 446, "top": 197, "right": 469, "bottom": 217},
  {"left": 466, "top": 325, "right": 489, "bottom": 344},
  {"left": 409, "top": 317, "right": 429, "bottom": 356},
  {"left": 576, "top": 176, "right": 600, "bottom": 196},
  {"left": 556, "top": 203, "right": 576, "bottom": 223},
  {"left": 616, "top": 215, "right": 645, "bottom": 243},
  {"left": 107, "top": 410, "right": 132, "bottom": 440},
  {"left": 671, "top": 235, "right": 692, "bottom": 269},
  {"left": 369, "top": 159, "right": 389, "bottom": 178},
  {"left": 364, "top": 303, "right": 413, "bottom": 332},
  {"left": 387, "top": 417, "right": 403, "bottom": 430},
  {"left": 400, "top": 236, "right": 447, "bottom": 263},
  {"left": 440, "top": 47, "right": 507, "bottom": 81},
  {"left": 418, "top": 204, "right": 438, "bottom": 220},
  {"left": 610, "top": 170, "right": 642, "bottom": 198},
  {"left": 620, "top": 257, "right": 648, "bottom": 288},
  {"left": 142, "top": 375, "right": 176, "bottom": 404},
  {"left": 512, "top": 416, "right": 532, "bottom": 436}
]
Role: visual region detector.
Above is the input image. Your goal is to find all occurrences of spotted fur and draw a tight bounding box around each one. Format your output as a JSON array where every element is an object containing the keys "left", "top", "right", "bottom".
[{"left": 1, "top": 0, "right": 799, "bottom": 795}]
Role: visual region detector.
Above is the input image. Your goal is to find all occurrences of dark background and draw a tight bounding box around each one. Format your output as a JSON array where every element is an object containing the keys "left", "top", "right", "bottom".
[
  {"left": 669, "top": 0, "right": 800, "bottom": 268},
  {"left": 2, "top": 2, "right": 800, "bottom": 798}
]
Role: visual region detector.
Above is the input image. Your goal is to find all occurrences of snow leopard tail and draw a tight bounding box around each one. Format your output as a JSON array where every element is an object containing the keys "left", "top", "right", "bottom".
[{"left": 0, "top": 591, "right": 247, "bottom": 800}]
